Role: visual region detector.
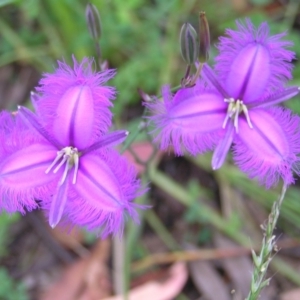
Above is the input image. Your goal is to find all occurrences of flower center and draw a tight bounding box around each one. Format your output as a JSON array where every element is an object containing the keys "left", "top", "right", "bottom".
[
  {"left": 45, "top": 146, "right": 80, "bottom": 185},
  {"left": 222, "top": 97, "right": 253, "bottom": 132}
]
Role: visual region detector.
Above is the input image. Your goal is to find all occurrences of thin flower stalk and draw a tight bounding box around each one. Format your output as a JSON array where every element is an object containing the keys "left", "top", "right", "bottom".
[{"left": 246, "top": 184, "right": 287, "bottom": 300}]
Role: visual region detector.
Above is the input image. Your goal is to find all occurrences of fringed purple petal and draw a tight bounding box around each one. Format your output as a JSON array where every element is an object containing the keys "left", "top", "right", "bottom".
[
  {"left": 0, "top": 143, "right": 58, "bottom": 213},
  {"left": 224, "top": 43, "right": 270, "bottom": 102},
  {"left": 145, "top": 85, "right": 227, "bottom": 155},
  {"left": 233, "top": 108, "right": 300, "bottom": 187},
  {"left": 212, "top": 122, "right": 235, "bottom": 170},
  {"left": 36, "top": 56, "right": 116, "bottom": 144},
  {"left": 52, "top": 85, "right": 95, "bottom": 148},
  {"left": 215, "top": 19, "right": 295, "bottom": 102},
  {"left": 0, "top": 143, "right": 57, "bottom": 186},
  {"left": 0, "top": 111, "right": 59, "bottom": 213},
  {"left": 61, "top": 151, "right": 141, "bottom": 237}
]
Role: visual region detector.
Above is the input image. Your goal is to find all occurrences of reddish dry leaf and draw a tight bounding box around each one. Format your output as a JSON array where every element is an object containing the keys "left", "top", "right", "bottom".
[
  {"left": 79, "top": 238, "right": 111, "bottom": 300},
  {"left": 280, "top": 288, "right": 300, "bottom": 300},
  {"left": 103, "top": 262, "right": 188, "bottom": 300},
  {"left": 123, "top": 141, "right": 162, "bottom": 173},
  {"left": 40, "top": 258, "right": 89, "bottom": 300},
  {"left": 41, "top": 239, "right": 111, "bottom": 300}
]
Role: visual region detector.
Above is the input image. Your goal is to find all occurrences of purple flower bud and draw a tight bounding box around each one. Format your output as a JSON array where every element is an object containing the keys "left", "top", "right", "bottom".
[
  {"left": 199, "top": 11, "right": 210, "bottom": 63},
  {"left": 85, "top": 3, "right": 102, "bottom": 40},
  {"left": 180, "top": 23, "right": 198, "bottom": 65}
]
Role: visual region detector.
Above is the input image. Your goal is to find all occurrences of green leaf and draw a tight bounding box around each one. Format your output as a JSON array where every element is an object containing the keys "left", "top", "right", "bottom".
[{"left": 0, "top": 0, "right": 18, "bottom": 7}]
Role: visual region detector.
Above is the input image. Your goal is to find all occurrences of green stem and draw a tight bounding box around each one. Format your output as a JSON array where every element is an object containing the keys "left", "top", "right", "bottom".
[{"left": 246, "top": 184, "right": 287, "bottom": 300}]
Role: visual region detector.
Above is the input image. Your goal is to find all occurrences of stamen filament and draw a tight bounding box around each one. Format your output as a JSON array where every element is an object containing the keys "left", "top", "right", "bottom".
[
  {"left": 222, "top": 98, "right": 253, "bottom": 133},
  {"left": 222, "top": 114, "right": 230, "bottom": 129},
  {"left": 242, "top": 105, "right": 253, "bottom": 128},
  {"left": 45, "top": 151, "right": 64, "bottom": 174},
  {"left": 45, "top": 146, "right": 80, "bottom": 185},
  {"left": 234, "top": 101, "right": 240, "bottom": 132},
  {"left": 53, "top": 155, "right": 68, "bottom": 173},
  {"left": 59, "top": 158, "right": 71, "bottom": 185},
  {"left": 72, "top": 153, "right": 79, "bottom": 184}
]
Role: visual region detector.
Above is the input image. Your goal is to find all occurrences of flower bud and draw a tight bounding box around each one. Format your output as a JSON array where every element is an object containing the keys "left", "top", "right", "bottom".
[
  {"left": 85, "top": 3, "right": 102, "bottom": 40},
  {"left": 180, "top": 23, "right": 198, "bottom": 65},
  {"left": 199, "top": 11, "right": 210, "bottom": 63}
]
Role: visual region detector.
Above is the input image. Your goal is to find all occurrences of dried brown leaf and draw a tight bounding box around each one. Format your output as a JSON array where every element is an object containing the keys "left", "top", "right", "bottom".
[
  {"left": 214, "top": 234, "right": 252, "bottom": 297},
  {"left": 280, "top": 288, "right": 300, "bottom": 300},
  {"left": 189, "top": 259, "right": 231, "bottom": 300},
  {"left": 103, "top": 262, "right": 188, "bottom": 300},
  {"left": 40, "top": 239, "right": 111, "bottom": 300}
]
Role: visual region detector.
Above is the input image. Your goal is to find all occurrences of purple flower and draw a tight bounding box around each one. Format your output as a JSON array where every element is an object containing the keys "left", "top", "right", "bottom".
[
  {"left": 0, "top": 58, "right": 141, "bottom": 236},
  {"left": 146, "top": 20, "right": 300, "bottom": 187}
]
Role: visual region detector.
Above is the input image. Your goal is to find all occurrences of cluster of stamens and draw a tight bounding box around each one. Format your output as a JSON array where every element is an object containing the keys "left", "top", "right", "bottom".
[
  {"left": 222, "top": 97, "right": 253, "bottom": 132},
  {"left": 45, "top": 147, "right": 80, "bottom": 185}
]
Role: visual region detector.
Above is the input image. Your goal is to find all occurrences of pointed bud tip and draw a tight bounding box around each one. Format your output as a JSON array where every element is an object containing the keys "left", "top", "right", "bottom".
[
  {"left": 85, "top": 3, "right": 102, "bottom": 40},
  {"left": 125, "top": 131, "right": 129, "bottom": 136},
  {"left": 138, "top": 88, "right": 152, "bottom": 102},
  {"left": 199, "top": 11, "right": 210, "bottom": 63},
  {"left": 180, "top": 23, "right": 198, "bottom": 65}
]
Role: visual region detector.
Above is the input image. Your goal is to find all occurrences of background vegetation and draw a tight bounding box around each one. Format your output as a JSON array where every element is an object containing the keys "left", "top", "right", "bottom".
[{"left": 1, "top": 0, "right": 300, "bottom": 299}]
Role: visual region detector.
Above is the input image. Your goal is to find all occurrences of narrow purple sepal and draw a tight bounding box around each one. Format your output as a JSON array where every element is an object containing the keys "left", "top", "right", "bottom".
[
  {"left": 249, "top": 87, "right": 300, "bottom": 109},
  {"left": 202, "top": 64, "right": 229, "bottom": 98},
  {"left": 82, "top": 130, "right": 129, "bottom": 155},
  {"left": 18, "top": 106, "right": 61, "bottom": 148},
  {"left": 49, "top": 180, "right": 69, "bottom": 228},
  {"left": 212, "top": 122, "right": 234, "bottom": 170}
]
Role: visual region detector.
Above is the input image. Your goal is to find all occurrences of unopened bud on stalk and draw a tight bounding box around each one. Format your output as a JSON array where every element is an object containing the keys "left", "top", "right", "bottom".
[
  {"left": 138, "top": 88, "right": 152, "bottom": 102},
  {"left": 199, "top": 11, "right": 210, "bottom": 63},
  {"left": 180, "top": 23, "right": 198, "bottom": 65},
  {"left": 86, "top": 3, "right": 102, "bottom": 40}
]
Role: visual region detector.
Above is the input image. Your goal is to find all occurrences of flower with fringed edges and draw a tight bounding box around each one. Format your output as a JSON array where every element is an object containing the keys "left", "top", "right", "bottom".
[
  {"left": 0, "top": 58, "right": 141, "bottom": 236},
  {"left": 146, "top": 20, "right": 300, "bottom": 187}
]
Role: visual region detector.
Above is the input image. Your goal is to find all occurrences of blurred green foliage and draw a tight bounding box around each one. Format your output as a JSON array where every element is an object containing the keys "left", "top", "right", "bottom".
[
  {"left": 0, "top": 268, "right": 28, "bottom": 300},
  {"left": 1, "top": 0, "right": 300, "bottom": 117},
  {"left": 0, "top": 212, "right": 19, "bottom": 256}
]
